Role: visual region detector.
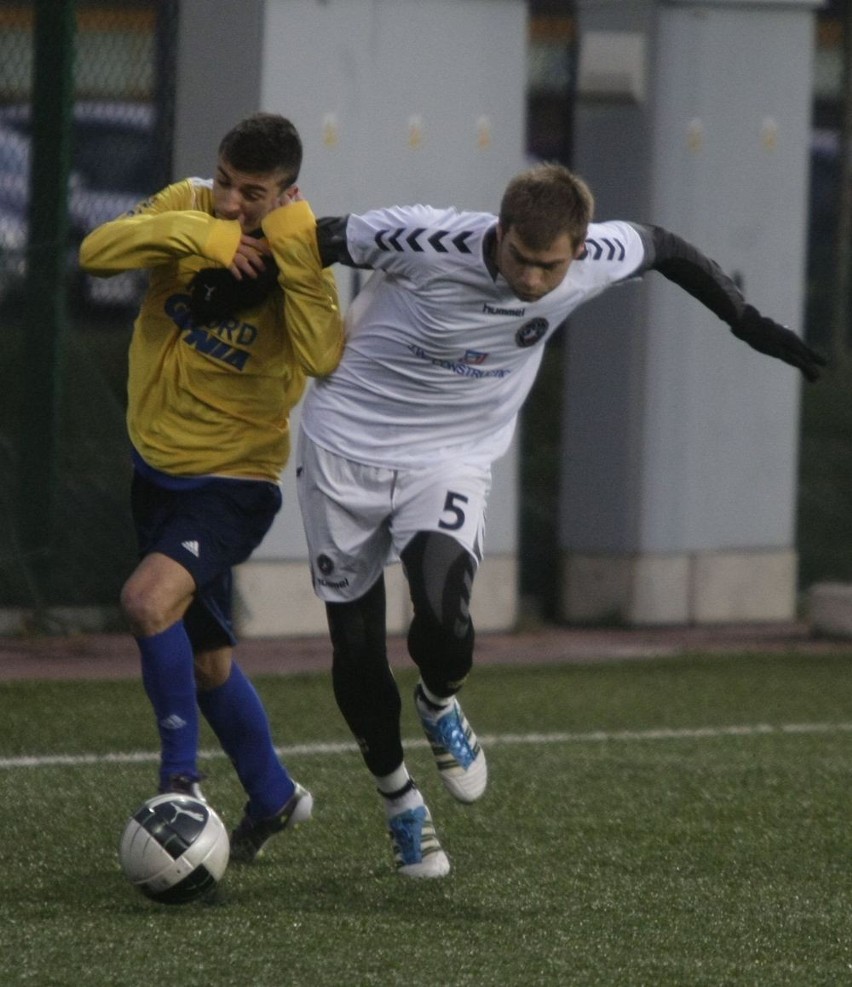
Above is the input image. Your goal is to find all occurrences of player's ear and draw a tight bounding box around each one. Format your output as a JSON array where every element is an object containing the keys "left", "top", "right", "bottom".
[{"left": 280, "top": 184, "right": 299, "bottom": 206}]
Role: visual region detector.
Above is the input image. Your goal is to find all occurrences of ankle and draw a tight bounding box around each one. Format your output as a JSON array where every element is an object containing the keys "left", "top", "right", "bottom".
[
  {"left": 417, "top": 682, "right": 453, "bottom": 711},
  {"left": 378, "top": 778, "right": 423, "bottom": 816}
]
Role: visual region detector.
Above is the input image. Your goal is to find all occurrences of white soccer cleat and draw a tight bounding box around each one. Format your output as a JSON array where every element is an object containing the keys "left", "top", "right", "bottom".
[
  {"left": 387, "top": 803, "right": 451, "bottom": 878},
  {"left": 415, "top": 685, "right": 487, "bottom": 803}
]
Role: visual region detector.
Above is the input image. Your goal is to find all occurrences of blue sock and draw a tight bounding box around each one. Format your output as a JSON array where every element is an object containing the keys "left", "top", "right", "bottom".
[
  {"left": 197, "top": 661, "right": 294, "bottom": 819},
  {"left": 136, "top": 621, "right": 199, "bottom": 790}
]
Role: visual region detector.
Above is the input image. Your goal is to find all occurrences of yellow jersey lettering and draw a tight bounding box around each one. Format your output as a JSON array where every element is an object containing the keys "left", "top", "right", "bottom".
[{"left": 182, "top": 326, "right": 251, "bottom": 371}]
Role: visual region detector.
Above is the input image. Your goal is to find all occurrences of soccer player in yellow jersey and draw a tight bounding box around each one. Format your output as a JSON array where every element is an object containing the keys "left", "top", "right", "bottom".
[{"left": 79, "top": 113, "right": 343, "bottom": 861}]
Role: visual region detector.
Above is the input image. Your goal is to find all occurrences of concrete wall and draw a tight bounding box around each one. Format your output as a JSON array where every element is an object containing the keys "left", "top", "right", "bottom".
[
  {"left": 175, "top": 0, "right": 528, "bottom": 636},
  {"left": 172, "top": 0, "right": 821, "bottom": 635}
]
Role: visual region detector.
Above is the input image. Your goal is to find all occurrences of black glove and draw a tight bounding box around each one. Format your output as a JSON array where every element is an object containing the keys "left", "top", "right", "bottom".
[
  {"left": 731, "top": 304, "right": 826, "bottom": 382},
  {"left": 188, "top": 251, "right": 279, "bottom": 325}
]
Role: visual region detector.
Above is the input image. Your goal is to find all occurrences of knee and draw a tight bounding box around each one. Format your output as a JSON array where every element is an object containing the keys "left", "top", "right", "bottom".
[
  {"left": 409, "top": 609, "right": 474, "bottom": 683},
  {"left": 194, "top": 649, "right": 232, "bottom": 690},
  {"left": 120, "top": 556, "right": 194, "bottom": 637},
  {"left": 120, "top": 576, "right": 180, "bottom": 637},
  {"left": 402, "top": 531, "right": 475, "bottom": 634},
  {"left": 120, "top": 579, "right": 161, "bottom": 636}
]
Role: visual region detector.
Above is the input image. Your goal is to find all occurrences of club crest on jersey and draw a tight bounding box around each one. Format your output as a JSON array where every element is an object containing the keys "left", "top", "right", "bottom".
[{"left": 515, "top": 318, "right": 548, "bottom": 348}]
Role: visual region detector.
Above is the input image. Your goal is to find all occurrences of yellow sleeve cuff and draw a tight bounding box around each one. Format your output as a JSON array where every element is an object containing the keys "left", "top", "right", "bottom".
[
  {"left": 202, "top": 217, "right": 242, "bottom": 266},
  {"left": 261, "top": 200, "right": 316, "bottom": 239}
]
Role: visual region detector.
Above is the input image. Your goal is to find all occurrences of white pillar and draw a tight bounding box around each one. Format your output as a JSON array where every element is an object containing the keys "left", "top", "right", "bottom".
[{"left": 561, "top": 0, "right": 822, "bottom": 625}]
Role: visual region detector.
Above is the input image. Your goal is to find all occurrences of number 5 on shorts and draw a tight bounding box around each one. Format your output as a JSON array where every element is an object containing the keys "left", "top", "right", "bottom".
[{"left": 439, "top": 491, "right": 469, "bottom": 531}]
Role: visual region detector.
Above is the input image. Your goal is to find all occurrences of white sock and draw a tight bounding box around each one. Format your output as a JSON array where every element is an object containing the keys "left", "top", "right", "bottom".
[
  {"left": 419, "top": 681, "right": 452, "bottom": 709},
  {"left": 383, "top": 785, "right": 424, "bottom": 817},
  {"left": 376, "top": 765, "right": 410, "bottom": 796},
  {"left": 375, "top": 767, "right": 424, "bottom": 817}
]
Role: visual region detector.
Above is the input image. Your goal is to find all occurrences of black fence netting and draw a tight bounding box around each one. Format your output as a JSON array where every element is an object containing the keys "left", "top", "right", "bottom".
[{"left": 0, "top": 0, "right": 176, "bottom": 627}]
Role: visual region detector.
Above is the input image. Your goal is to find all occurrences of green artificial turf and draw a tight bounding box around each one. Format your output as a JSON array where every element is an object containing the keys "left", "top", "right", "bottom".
[{"left": 2, "top": 653, "right": 851, "bottom": 986}]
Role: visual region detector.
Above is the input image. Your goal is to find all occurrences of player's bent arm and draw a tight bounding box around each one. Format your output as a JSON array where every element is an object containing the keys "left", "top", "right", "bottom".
[
  {"left": 315, "top": 215, "right": 365, "bottom": 269},
  {"left": 631, "top": 222, "right": 826, "bottom": 381},
  {"left": 263, "top": 201, "right": 345, "bottom": 376},
  {"left": 79, "top": 210, "right": 241, "bottom": 277}
]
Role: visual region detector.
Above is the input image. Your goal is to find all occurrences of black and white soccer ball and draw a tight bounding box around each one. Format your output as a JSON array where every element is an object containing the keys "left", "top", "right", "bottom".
[{"left": 118, "top": 793, "right": 230, "bottom": 904}]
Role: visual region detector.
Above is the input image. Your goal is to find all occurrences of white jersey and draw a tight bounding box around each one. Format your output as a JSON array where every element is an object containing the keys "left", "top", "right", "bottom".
[{"left": 301, "top": 205, "right": 647, "bottom": 469}]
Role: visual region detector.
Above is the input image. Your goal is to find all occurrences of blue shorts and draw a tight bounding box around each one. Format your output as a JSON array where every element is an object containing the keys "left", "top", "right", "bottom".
[{"left": 131, "top": 472, "right": 282, "bottom": 651}]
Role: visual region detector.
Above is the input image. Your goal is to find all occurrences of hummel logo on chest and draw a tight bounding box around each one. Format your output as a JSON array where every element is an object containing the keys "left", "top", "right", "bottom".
[{"left": 482, "top": 302, "right": 526, "bottom": 317}]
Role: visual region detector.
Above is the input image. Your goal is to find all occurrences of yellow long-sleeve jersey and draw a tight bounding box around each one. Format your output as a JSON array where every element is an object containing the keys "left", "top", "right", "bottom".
[{"left": 78, "top": 178, "right": 343, "bottom": 481}]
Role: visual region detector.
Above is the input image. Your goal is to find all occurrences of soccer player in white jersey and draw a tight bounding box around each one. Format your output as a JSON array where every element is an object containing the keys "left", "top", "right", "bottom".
[{"left": 297, "top": 163, "right": 824, "bottom": 878}]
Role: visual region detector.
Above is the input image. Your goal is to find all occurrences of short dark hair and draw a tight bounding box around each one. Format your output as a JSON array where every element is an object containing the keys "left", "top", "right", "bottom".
[
  {"left": 499, "top": 163, "right": 594, "bottom": 251},
  {"left": 218, "top": 112, "right": 303, "bottom": 187}
]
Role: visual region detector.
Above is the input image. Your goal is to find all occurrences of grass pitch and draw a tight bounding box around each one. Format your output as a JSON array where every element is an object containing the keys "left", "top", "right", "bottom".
[{"left": 2, "top": 651, "right": 852, "bottom": 986}]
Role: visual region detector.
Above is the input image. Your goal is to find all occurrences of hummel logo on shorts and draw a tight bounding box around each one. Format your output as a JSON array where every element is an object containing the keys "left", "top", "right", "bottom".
[{"left": 181, "top": 540, "right": 200, "bottom": 557}]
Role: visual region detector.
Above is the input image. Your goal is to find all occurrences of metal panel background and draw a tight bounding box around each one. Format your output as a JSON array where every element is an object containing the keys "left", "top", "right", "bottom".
[
  {"left": 253, "top": 0, "right": 528, "bottom": 559},
  {"left": 640, "top": 2, "right": 815, "bottom": 551},
  {"left": 563, "top": 0, "right": 816, "bottom": 556}
]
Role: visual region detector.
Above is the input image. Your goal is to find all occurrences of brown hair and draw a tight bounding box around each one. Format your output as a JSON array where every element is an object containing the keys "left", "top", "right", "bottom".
[
  {"left": 499, "top": 163, "right": 594, "bottom": 251},
  {"left": 218, "top": 112, "right": 303, "bottom": 188}
]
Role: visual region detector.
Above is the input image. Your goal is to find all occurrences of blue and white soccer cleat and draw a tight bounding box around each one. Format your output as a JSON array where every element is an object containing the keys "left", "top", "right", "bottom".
[
  {"left": 414, "top": 685, "right": 487, "bottom": 803},
  {"left": 387, "top": 804, "right": 450, "bottom": 878}
]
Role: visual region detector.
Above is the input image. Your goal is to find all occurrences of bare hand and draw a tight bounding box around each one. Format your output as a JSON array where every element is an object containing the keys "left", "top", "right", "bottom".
[{"left": 228, "top": 234, "right": 271, "bottom": 280}]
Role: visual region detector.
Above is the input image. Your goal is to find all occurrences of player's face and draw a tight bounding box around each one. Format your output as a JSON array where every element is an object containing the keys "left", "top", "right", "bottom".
[
  {"left": 495, "top": 226, "right": 578, "bottom": 302},
  {"left": 213, "top": 156, "right": 293, "bottom": 232}
]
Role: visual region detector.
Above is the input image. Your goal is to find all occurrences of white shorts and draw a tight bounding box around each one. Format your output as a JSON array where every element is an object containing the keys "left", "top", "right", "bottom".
[{"left": 296, "top": 431, "right": 490, "bottom": 602}]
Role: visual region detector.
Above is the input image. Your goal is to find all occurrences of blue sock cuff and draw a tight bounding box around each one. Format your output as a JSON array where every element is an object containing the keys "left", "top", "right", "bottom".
[{"left": 135, "top": 619, "right": 191, "bottom": 655}]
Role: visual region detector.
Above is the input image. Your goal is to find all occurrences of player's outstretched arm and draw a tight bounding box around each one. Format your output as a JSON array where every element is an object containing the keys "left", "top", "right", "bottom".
[
  {"left": 730, "top": 305, "right": 826, "bottom": 382},
  {"left": 632, "top": 223, "right": 826, "bottom": 382}
]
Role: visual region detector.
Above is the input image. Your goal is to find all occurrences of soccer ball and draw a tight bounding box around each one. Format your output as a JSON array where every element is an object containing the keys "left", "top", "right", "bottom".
[{"left": 118, "top": 793, "right": 230, "bottom": 904}]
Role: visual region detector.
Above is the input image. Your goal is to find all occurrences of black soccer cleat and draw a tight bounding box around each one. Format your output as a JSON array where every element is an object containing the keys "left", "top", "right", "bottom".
[
  {"left": 229, "top": 782, "right": 314, "bottom": 863},
  {"left": 160, "top": 772, "right": 206, "bottom": 803}
]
